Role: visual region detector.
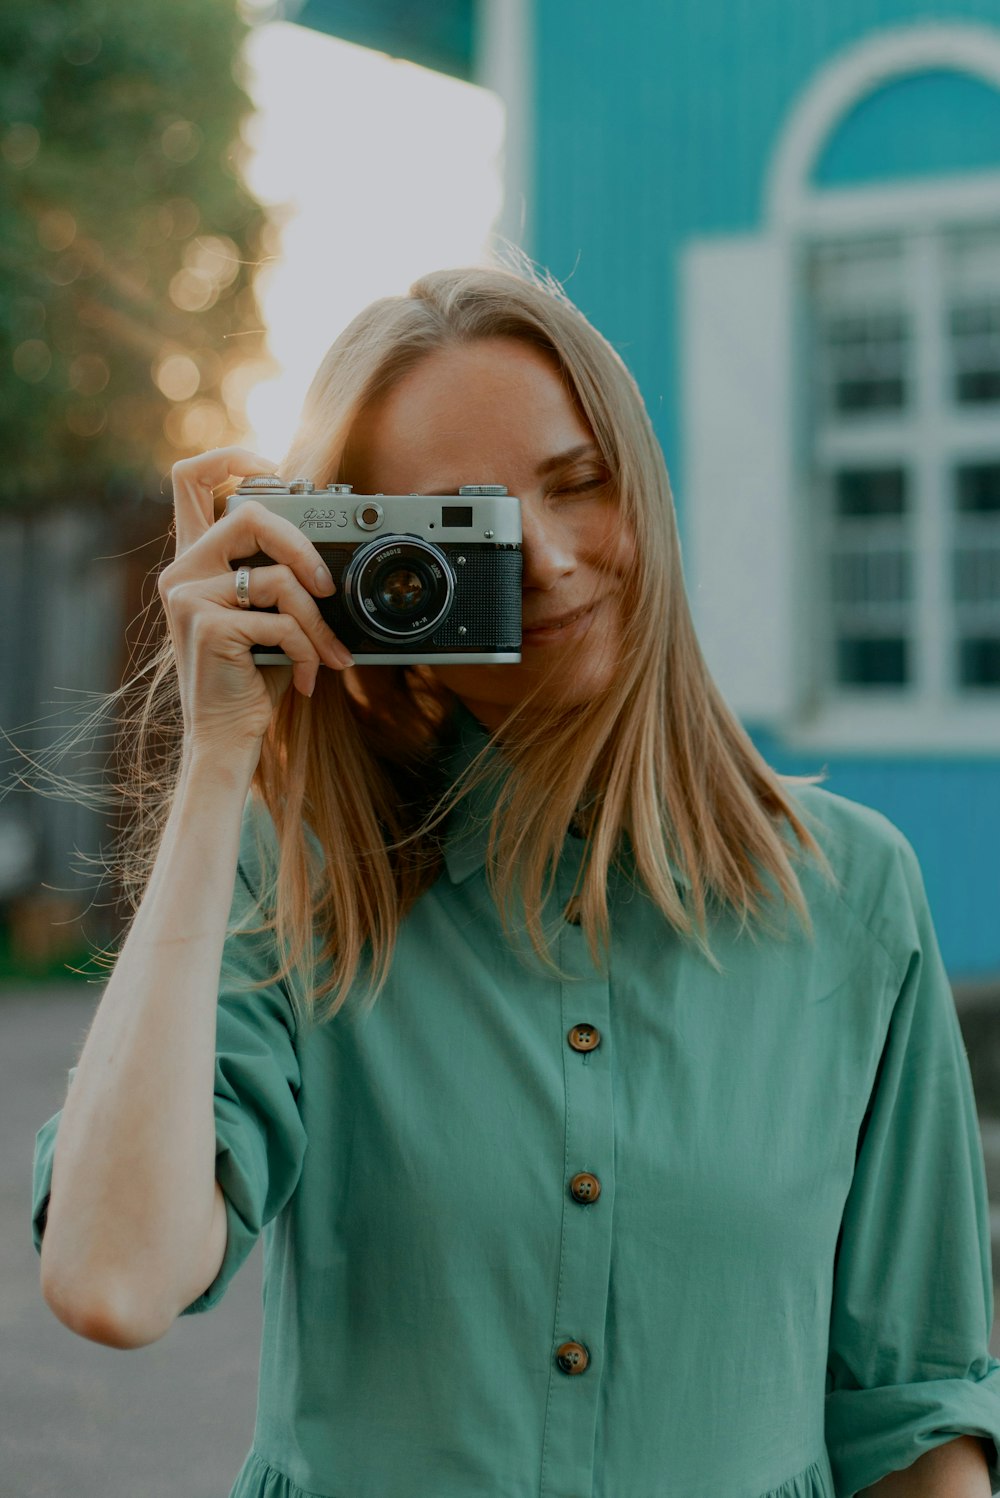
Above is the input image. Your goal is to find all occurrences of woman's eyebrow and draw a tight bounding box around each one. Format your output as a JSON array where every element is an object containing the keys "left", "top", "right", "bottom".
[
  {"left": 535, "top": 442, "right": 601, "bottom": 476},
  {"left": 419, "top": 443, "right": 602, "bottom": 495}
]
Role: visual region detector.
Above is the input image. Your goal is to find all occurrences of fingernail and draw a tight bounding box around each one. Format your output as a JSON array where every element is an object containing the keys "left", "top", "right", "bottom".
[
  {"left": 315, "top": 563, "right": 334, "bottom": 593},
  {"left": 335, "top": 647, "right": 354, "bottom": 668}
]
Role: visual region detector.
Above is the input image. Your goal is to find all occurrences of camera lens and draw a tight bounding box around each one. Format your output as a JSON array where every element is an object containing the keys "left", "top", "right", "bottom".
[
  {"left": 343, "top": 537, "right": 454, "bottom": 641},
  {"left": 377, "top": 564, "right": 425, "bottom": 615}
]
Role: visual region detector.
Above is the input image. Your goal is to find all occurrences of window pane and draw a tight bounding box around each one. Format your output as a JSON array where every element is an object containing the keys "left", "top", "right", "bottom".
[
  {"left": 826, "top": 465, "right": 913, "bottom": 686},
  {"left": 808, "top": 238, "right": 909, "bottom": 417},
  {"left": 836, "top": 636, "right": 908, "bottom": 685},
  {"left": 831, "top": 546, "right": 911, "bottom": 605},
  {"left": 952, "top": 543, "right": 1000, "bottom": 606},
  {"left": 956, "top": 461, "right": 1000, "bottom": 514},
  {"left": 835, "top": 467, "right": 907, "bottom": 516},
  {"left": 944, "top": 224, "right": 1000, "bottom": 407},
  {"left": 949, "top": 303, "right": 1000, "bottom": 403},
  {"left": 958, "top": 637, "right": 1000, "bottom": 687},
  {"left": 952, "top": 461, "right": 1000, "bottom": 689},
  {"left": 825, "top": 311, "right": 907, "bottom": 412}
]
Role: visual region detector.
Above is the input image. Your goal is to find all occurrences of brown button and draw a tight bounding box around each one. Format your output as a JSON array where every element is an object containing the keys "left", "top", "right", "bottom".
[
  {"left": 555, "top": 1340, "right": 590, "bottom": 1375},
  {"left": 567, "top": 1023, "right": 600, "bottom": 1052},
  {"left": 569, "top": 1171, "right": 601, "bottom": 1204}
]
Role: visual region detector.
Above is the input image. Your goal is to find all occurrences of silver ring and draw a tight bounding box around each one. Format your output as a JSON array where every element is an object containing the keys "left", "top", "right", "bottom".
[{"left": 234, "top": 566, "right": 252, "bottom": 609}]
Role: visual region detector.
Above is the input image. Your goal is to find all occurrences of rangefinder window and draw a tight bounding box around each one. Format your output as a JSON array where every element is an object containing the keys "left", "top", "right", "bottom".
[{"left": 441, "top": 506, "right": 473, "bottom": 526}]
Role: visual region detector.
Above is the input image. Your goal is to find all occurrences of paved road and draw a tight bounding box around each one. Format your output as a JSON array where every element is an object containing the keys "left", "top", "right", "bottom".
[
  {"left": 5, "top": 982, "right": 1000, "bottom": 1498},
  {"left": 2, "top": 985, "right": 261, "bottom": 1498}
]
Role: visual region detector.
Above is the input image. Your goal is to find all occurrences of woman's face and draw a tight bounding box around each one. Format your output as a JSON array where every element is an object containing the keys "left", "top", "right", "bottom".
[{"left": 343, "top": 336, "right": 634, "bottom": 733}]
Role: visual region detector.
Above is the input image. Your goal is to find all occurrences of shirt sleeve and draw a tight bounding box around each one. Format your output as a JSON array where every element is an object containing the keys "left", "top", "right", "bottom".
[
  {"left": 824, "top": 829, "right": 1000, "bottom": 1496},
  {"left": 31, "top": 795, "right": 309, "bottom": 1319}
]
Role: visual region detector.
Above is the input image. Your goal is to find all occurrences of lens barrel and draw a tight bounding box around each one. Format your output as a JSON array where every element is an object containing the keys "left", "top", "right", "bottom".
[{"left": 342, "top": 536, "right": 455, "bottom": 641}]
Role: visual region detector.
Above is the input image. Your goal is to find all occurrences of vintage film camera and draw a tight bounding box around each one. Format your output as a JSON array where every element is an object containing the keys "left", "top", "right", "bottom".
[{"left": 226, "top": 475, "right": 523, "bottom": 665}]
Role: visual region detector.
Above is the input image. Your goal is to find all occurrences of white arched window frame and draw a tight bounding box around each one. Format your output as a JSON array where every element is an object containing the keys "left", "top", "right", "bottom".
[{"left": 681, "top": 23, "right": 1000, "bottom": 755}]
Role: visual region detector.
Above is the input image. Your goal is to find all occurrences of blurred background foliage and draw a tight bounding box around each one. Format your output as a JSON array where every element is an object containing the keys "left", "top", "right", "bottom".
[{"left": 0, "top": 0, "right": 276, "bottom": 516}]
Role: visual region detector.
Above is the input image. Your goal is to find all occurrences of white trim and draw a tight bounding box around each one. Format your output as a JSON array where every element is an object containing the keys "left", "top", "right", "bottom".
[
  {"left": 680, "top": 234, "right": 801, "bottom": 722},
  {"left": 912, "top": 232, "right": 950, "bottom": 700},
  {"left": 766, "top": 22, "right": 1000, "bottom": 225},
  {"left": 782, "top": 172, "right": 1000, "bottom": 236},
  {"left": 779, "top": 699, "right": 1000, "bottom": 757},
  {"left": 475, "top": 0, "right": 534, "bottom": 260},
  {"left": 816, "top": 411, "right": 1000, "bottom": 463}
]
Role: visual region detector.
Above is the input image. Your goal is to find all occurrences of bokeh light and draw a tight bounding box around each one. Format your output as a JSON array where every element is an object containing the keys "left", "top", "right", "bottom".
[{"left": 154, "top": 352, "right": 202, "bottom": 401}]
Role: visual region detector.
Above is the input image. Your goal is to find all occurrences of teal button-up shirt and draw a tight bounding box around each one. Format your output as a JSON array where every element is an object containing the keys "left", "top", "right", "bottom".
[{"left": 32, "top": 700, "right": 1000, "bottom": 1498}]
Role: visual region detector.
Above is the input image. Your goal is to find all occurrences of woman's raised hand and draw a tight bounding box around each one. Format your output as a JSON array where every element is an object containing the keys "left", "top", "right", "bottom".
[{"left": 159, "top": 447, "right": 354, "bottom": 758}]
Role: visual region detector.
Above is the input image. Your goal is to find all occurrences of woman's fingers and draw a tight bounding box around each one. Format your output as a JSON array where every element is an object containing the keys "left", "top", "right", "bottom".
[
  {"left": 163, "top": 499, "right": 341, "bottom": 641},
  {"left": 205, "top": 602, "right": 340, "bottom": 695},
  {"left": 157, "top": 447, "right": 359, "bottom": 751},
  {"left": 170, "top": 447, "right": 280, "bottom": 557},
  {"left": 183, "top": 563, "right": 354, "bottom": 670}
]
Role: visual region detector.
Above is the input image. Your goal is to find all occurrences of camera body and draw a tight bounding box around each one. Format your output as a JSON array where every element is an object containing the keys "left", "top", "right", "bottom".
[{"left": 226, "top": 476, "right": 522, "bottom": 665}]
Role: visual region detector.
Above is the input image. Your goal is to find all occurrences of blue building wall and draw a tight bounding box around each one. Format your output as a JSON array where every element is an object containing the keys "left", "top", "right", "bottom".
[{"left": 532, "top": 0, "right": 1000, "bottom": 980}]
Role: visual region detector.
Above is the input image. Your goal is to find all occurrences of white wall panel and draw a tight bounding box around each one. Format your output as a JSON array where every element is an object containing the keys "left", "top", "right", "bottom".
[{"left": 680, "top": 233, "right": 801, "bottom": 723}]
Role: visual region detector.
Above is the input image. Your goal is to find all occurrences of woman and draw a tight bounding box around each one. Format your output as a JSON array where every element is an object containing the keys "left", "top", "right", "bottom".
[{"left": 32, "top": 264, "right": 1000, "bottom": 1497}]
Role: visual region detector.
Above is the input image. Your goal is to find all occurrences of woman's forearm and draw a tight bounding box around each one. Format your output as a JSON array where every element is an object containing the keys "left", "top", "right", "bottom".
[
  {"left": 38, "top": 744, "right": 259, "bottom": 1346},
  {"left": 858, "top": 1434, "right": 992, "bottom": 1497}
]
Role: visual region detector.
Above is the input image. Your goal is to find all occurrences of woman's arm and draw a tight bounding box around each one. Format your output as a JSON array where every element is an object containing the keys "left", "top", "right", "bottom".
[
  {"left": 858, "top": 1434, "right": 992, "bottom": 1496},
  {"left": 38, "top": 746, "right": 259, "bottom": 1348}
]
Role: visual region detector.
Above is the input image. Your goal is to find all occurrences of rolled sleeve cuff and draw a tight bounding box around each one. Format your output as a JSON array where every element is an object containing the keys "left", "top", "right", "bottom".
[
  {"left": 826, "top": 1362, "right": 1000, "bottom": 1496},
  {"left": 177, "top": 1118, "right": 270, "bottom": 1317},
  {"left": 31, "top": 1072, "right": 274, "bottom": 1320},
  {"left": 31, "top": 1107, "right": 61, "bottom": 1256}
]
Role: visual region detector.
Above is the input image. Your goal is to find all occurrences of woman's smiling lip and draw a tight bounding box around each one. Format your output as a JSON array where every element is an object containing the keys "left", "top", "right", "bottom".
[{"left": 521, "top": 599, "right": 601, "bottom": 645}]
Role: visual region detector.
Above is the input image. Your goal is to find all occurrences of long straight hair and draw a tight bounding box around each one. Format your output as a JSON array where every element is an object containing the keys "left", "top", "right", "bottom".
[
  {"left": 229, "top": 260, "right": 838, "bottom": 1032},
  {"left": 18, "top": 259, "right": 838, "bottom": 1029}
]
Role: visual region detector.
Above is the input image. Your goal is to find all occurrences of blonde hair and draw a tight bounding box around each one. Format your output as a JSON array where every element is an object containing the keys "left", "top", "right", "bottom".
[
  {"left": 239, "top": 258, "right": 838, "bottom": 1031},
  {"left": 15, "top": 257, "right": 839, "bottom": 1032}
]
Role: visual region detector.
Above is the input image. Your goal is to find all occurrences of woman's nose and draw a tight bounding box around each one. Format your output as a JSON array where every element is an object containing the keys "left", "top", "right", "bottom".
[{"left": 518, "top": 499, "right": 576, "bottom": 591}]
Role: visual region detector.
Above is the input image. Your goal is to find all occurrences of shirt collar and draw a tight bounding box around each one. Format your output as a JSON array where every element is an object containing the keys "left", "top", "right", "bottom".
[
  {"left": 439, "top": 698, "right": 691, "bottom": 891},
  {"left": 439, "top": 699, "right": 506, "bottom": 885}
]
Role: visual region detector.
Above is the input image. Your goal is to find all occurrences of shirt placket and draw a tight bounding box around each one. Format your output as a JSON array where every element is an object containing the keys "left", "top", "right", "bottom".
[{"left": 538, "top": 837, "right": 615, "bottom": 1498}]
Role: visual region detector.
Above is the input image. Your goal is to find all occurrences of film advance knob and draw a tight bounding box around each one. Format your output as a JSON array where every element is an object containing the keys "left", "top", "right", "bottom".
[{"left": 239, "top": 473, "right": 286, "bottom": 491}]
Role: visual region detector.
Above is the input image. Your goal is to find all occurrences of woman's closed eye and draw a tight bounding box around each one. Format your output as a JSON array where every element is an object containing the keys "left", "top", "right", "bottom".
[{"left": 552, "top": 471, "right": 612, "bottom": 496}]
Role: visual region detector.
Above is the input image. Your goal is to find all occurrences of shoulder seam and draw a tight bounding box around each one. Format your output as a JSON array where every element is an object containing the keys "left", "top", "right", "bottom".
[
  {"left": 825, "top": 877, "right": 908, "bottom": 994},
  {"left": 791, "top": 790, "right": 912, "bottom": 990}
]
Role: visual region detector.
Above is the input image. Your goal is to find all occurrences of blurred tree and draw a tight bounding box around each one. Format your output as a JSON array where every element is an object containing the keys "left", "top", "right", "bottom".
[{"left": 0, "top": 0, "right": 275, "bottom": 515}]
